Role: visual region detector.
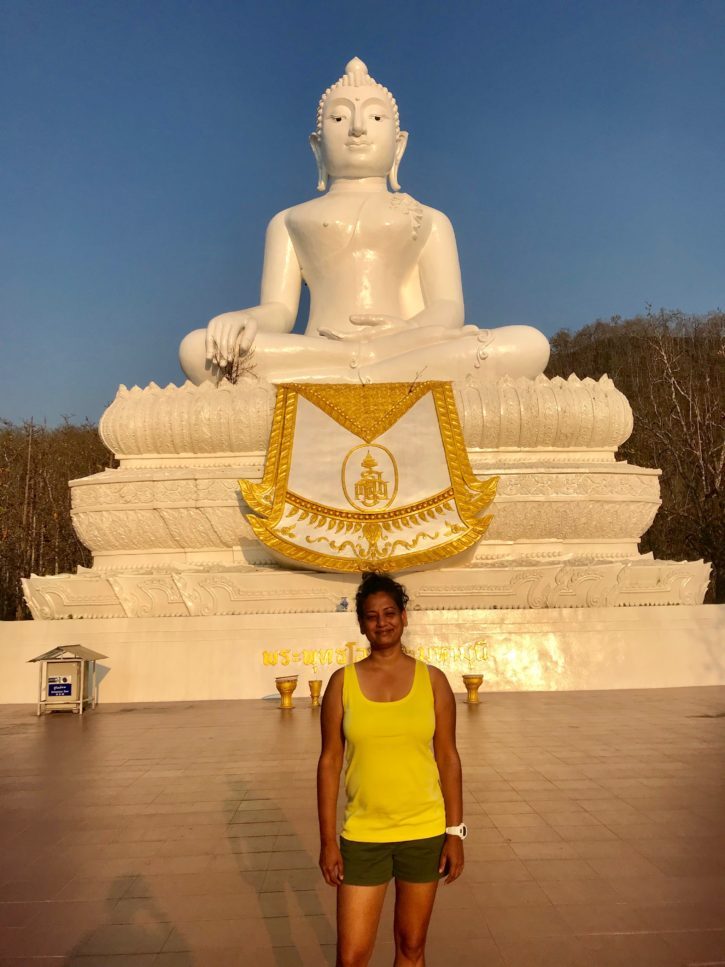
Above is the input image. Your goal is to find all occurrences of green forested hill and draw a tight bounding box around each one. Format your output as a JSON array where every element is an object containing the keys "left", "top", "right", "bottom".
[{"left": 546, "top": 310, "right": 723, "bottom": 603}]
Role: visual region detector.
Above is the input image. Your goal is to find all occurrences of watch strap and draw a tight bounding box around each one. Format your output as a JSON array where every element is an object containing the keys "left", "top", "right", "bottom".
[{"left": 445, "top": 823, "right": 467, "bottom": 839}]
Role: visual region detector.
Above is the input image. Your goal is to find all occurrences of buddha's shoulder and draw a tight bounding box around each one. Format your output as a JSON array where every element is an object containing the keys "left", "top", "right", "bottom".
[
  {"left": 265, "top": 201, "right": 327, "bottom": 238},
  {"left": 278, "top": 196, "right": 329, "bottom": 221},
  {"left": 390, "top": 195, "right": 455, "bottom": 234},
  {"left": 268, "top": 197, "right": 330, "bottom": 234}
]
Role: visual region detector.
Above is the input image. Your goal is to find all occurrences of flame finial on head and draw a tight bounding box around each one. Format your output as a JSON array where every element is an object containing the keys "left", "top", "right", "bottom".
[
  {"left": 315, "top": 57, "right": 400, "bottom": 136},
  {"left": 344, "top": 57, "right": 371, "bottom": 85}
]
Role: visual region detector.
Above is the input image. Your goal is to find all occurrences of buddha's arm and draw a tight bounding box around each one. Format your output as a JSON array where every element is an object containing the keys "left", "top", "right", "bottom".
[
  {"left": 411, "top": 209, "right": 465, "bottom": 330},
  {"left": 257, "top": 210, "right": 303, "bottom": 331},
  {"left": 206, "top": 211, "right": 301, "bottom": 365}
]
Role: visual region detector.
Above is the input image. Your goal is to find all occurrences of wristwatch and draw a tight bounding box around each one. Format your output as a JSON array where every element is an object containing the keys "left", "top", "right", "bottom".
[{"left": 445, "top": 823, "right": 468, "bottom": 840}]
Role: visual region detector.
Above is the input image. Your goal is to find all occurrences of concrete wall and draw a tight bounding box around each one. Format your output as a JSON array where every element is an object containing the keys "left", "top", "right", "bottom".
[{"left": 2, "top": 604, "right": 723, "bottom": 703}]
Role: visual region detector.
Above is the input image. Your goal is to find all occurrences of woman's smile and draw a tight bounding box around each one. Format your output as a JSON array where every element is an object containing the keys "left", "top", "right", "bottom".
[{"left": 361, "top": 591, "right": 408, "bottom": 647}]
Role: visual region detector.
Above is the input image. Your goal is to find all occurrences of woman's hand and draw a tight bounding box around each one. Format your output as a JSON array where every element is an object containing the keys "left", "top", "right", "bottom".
[
  {"left": 319, "top": 840, "right": 345, "bottom": 887},
  {"left": 439, "top": 834, "right": 464, "bottom": 884}
]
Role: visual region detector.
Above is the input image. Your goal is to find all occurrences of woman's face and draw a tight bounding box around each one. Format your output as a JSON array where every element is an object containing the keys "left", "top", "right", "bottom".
[{"left": 359, "top": 591, "right": 407, "bottom": 649}]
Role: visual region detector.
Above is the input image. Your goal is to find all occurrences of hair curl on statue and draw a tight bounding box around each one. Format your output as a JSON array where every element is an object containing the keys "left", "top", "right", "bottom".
[
  {"left": 315, "top": 57, "right": 400, "bottom": 137},
  {"left": 355, "top": 571, "right": 409, "bottom": 623}
]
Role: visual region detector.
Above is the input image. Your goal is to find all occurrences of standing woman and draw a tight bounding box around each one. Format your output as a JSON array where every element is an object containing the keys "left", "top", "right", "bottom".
[{"left": 317, "top": 572, "right": 466, "bottom": 967}]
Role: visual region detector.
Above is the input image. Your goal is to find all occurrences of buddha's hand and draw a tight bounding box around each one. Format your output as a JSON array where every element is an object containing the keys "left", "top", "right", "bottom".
[
  {"left": 205, "top": 312, "right": 258, "bottom": 367},
  {"left": 318, "top": 314, "right": 408, "bottom": 341}
]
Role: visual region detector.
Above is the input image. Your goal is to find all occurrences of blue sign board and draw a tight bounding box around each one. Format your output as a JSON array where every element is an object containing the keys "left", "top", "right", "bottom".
[{"left": 48, "top": 683, "right": 72, "bottom": 697}]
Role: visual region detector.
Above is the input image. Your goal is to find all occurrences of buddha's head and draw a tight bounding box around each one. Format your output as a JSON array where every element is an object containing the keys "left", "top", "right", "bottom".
[{"left": 310, "top": 58, "right": 408, "bottom": 192}]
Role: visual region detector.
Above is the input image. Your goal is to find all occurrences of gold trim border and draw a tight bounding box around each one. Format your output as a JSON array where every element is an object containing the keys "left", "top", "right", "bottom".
[
  {"left": 246, "top": 513, "right": 493, "bottom": 573},
  {"left": 286, "top": 487, "right": 455, "bottom": 523}
]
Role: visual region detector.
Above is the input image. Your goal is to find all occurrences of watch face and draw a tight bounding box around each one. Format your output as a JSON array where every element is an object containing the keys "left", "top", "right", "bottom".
[{"left": 460, "top": 823, "right": 468, "bottom": 839}]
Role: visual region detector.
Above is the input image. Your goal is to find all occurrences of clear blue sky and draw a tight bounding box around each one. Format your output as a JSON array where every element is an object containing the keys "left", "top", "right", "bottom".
[{"left": 1, "top": 0, "right": 723, "bottom": 424}]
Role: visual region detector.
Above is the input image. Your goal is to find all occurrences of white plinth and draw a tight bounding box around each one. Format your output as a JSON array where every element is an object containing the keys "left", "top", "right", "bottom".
[
  {"left": 23, "top": 373, "right": 710, "bottom": 617},
  {"left": 2, "top": 604, "right": 723, "bottom": 703},
  {"left": 14, "top": 373, "right": 717, "bottom": 703}
]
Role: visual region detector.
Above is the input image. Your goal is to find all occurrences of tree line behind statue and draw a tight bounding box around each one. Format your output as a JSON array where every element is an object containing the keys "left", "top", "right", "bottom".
[{"left": 1, "top": 309, "right": 722, "bottom": 620}]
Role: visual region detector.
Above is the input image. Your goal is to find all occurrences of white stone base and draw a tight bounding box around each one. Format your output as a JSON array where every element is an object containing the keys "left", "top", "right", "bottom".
[
  {"left": 2, "top": 604, "right": 723, "bottom": 704},
  {"left": 22, "top": 556, "right": 711, "bottom": 621}
]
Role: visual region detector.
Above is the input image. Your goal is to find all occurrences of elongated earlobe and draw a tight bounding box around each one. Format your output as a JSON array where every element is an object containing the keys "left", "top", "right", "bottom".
[
  {"left": 309, "top": 133, "right": 328, "bottom": 192},
  {"left": 388, "top": 130, "right": 408, "bottom": 192}
]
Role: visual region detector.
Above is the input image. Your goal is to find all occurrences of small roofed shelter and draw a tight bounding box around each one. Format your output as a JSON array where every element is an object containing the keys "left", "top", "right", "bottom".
[{"left": 29, "top": 645, "right": 107, "bottom": 716}]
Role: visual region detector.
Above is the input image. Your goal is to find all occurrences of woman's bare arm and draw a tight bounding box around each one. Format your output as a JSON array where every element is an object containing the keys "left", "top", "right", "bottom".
[
  {"left": 430, "top": 665, "right": 464, "bottom": 883},
  {"left": 317, "top": 668, "right": 345, "bottom": 886}
]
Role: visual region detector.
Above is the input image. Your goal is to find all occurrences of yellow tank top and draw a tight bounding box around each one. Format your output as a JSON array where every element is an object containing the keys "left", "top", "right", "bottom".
[{"left": 341, "top": 659, "right": 446, "bottom": 843}]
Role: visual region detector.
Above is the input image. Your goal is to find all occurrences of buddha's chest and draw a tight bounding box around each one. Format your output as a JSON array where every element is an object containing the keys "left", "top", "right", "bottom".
[{"left": 287, "top": 193, "right": 427, "bottom": 269}]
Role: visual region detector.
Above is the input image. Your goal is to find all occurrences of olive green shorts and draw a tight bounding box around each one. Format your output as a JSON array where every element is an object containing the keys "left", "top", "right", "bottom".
[{"left": 340, "top": 833, "right": 446, "bottom": 886}]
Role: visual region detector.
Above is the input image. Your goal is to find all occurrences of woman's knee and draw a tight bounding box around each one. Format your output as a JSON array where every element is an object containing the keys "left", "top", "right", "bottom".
[
  {"left": 395, "top": 930, "right": 427, "bottom": 962},
  {"left": 337, "top": 943, "right": 373, "bottom": 967}
]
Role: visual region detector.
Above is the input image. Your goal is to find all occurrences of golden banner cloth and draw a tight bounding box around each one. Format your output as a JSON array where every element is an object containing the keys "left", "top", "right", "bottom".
[{"left": 239, "top": 381, "right": 497, "bottom": 573}]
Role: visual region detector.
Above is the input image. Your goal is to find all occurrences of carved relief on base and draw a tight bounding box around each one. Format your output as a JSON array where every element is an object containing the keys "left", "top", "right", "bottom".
[
  {"left": 22, "top": 557, "right": 711, "bottom": 620},
  {"left": 70, "top": 461, "right": 662, "bottom": 559},
  {"left": 485, "top": 499, "right": 660, "bottom": 542}
]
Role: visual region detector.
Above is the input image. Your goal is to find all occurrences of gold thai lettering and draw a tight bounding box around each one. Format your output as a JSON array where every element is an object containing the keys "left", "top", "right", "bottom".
[
  {"left": 260, "top": 640, "right": 488, "bottom": 668},
  {"left": 403, "top": 641, "right": 489, "bottom": 667}
]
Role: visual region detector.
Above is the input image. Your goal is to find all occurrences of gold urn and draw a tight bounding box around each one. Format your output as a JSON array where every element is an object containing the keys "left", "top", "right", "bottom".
[
  {"left": 308, "top": 679, "right": 323, "bottom": 708},
  {"left": 275, "top": 675, "right": 298, "bottom": 710},
  {"left": 462, "top": 674, "right": 484, "bottom": 704}
]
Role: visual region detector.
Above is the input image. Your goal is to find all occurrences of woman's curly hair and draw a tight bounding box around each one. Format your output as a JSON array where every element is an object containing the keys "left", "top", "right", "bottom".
[{"left": 355, "top": 571, "right": 409, "bottom": 622}]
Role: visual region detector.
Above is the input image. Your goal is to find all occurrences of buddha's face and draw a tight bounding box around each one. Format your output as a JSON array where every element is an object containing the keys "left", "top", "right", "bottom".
[{"left": 312, "top": 87, "right": 407, "bottom": 183}]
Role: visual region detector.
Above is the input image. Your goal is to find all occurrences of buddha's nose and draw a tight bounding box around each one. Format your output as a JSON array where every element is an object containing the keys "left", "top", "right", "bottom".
[{"left": 350, "top": 105, "right": 366, "bottom": 137}]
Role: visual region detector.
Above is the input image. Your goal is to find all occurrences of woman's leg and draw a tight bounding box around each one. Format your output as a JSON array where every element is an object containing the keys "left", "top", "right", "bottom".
[
  {"left": 337, "top": 882, "right": 388, "bottom": 967},
  {"left": 392, "top": 880, "right": 439, "bottom": 967}
]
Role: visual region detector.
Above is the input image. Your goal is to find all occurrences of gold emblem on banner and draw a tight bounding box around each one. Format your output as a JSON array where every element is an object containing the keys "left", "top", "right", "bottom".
[
  {"left": 239, "top": 381, "right": 498, "bottom": 573},
  {"left": 342, "top": 444, "right": 398, "bottom": 511}
]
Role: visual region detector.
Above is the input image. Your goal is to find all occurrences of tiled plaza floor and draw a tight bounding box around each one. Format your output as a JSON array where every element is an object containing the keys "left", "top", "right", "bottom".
[{"left": 1, "top": 686, "right": 724, "bottom": 967}]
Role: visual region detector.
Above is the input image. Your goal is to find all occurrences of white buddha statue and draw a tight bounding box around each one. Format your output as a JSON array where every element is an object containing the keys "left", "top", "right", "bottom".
[{"left": 179, "top": 58, "right": 549, "bottom": 385}]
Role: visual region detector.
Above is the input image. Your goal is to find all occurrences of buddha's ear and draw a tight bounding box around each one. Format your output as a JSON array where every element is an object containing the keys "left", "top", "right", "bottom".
[
  {"left": 309, "top": 133, "right": 328, "bottom": 192},
  {"left": 388, "top": 130, "right": 408, "bottom": 192}
]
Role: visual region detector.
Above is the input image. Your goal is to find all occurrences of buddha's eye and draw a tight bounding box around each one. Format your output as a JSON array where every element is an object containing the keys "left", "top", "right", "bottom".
[
  {"left": 330, "top": 115, "right": 343, "bottom": 123},
  {"left": 372, "top": 115, "right": 383, "bottom": 122}
]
